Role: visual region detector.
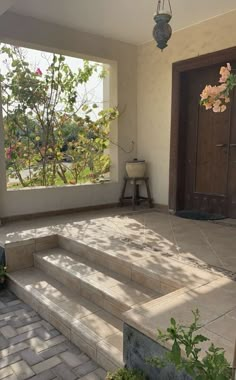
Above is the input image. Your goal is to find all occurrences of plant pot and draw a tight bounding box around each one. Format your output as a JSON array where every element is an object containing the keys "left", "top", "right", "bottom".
[{"left": 126, "top": 159, "right": 146, "bottom": 178}]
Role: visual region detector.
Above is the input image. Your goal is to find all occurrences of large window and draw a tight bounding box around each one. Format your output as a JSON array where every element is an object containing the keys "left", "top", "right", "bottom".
[{"left": 0, "top": 44, "right": 118, "bottom": 189}]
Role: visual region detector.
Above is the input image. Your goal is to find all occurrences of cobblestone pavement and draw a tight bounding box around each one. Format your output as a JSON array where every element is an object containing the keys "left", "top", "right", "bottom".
[{"left": 0, "top": 289, "right": 106, "bottom": 380}]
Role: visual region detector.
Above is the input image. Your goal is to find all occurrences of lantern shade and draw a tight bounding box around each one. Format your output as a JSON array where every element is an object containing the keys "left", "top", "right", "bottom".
[{"left": 153, "top": 0, "right": 172, "bottom": 51}]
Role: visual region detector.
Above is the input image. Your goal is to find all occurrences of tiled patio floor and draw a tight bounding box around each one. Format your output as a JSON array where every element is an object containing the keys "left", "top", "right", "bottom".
[
  {"left": 0, "top": 207, "right": 236, "bottom": 367},
  {"left": 0, "top": 289, "right": 106, "bottom": 380},
  {"left": 1, "top": 208, "right": 236, "bottom": 275}
]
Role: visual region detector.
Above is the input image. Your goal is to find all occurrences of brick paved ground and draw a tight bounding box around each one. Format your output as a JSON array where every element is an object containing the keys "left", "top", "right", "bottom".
[{"left": 0, "top": 289, "right": 106, "bottom": 380}]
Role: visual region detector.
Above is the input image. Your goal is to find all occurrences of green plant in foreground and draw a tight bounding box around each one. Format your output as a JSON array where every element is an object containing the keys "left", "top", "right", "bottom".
[
  {"left": 106, "top": 368, "right": 146, "bottom": 380},
  {"left": 0, "top": 265, "right": 7, "bottom": 285},
  {"left": 149, "top": 309, "right": 231, "bottom": 380},
  {"left": 0, "top": 265, "right": 7, "bottom": 278}
]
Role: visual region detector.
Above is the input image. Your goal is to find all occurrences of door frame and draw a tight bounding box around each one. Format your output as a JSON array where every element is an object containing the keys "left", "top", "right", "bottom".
[{"left": 169, "top": 46, "right": 236, "bottom": 213}]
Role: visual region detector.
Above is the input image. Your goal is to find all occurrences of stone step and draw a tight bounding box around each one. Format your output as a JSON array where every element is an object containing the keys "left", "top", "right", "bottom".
[
  {"left": 34, "top": 248, "right": 160, "bottom": 319},
  {"left": 57, "top": 235, "right": 163, "bottom": 290},
  {"left": 8, "top": 267, "right": 123, "bottom": 372},
  {"left": 57, "top": 235, "right": 177, "bottom": 293},
  {"left": 57, "top": 235, "right": 218, "bottom": 294}
]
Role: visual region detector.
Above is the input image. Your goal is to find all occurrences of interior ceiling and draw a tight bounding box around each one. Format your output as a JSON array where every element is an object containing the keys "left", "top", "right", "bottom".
[{"left": 9, "top": 0, "right": 236, "bottom": 45}]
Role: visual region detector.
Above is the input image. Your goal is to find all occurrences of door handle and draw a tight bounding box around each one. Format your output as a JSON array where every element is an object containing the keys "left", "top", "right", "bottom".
[
  {"left": 230, "top": 144, "right": 236, "bottom": 147},
  {"left": 216, "top": 144, "right": 227, "bottom": 147}
]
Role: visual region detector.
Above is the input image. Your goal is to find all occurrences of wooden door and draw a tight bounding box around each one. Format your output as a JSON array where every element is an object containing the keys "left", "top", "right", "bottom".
[
  {"left": 228, "top": 89, "right": 236, "bottom": 217},
  {"left": 182, "top": 63, "right": 236, "bottom": 217}
]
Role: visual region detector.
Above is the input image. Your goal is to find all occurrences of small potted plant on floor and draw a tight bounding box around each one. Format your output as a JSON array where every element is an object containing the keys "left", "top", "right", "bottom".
[{"left": 0, "top": 265, "right": 7, "bottom": 289}]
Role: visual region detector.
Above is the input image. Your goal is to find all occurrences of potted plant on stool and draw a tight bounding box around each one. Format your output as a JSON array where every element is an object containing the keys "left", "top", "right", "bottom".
[{"left": 126, "top": 158, "right": 146, "bottom": 178}]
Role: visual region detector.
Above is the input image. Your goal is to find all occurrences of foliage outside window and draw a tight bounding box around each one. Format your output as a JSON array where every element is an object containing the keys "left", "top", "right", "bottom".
[{"left": 0, "top": 44, "right": 118, "bottom": 189}]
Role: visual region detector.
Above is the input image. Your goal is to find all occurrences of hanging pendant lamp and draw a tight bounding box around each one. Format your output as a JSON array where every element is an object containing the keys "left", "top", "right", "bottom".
[{"left": 153, "top": 0, "right": 172, "bottom": 51}]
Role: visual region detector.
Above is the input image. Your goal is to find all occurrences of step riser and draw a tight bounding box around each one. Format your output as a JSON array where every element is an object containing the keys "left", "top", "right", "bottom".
[
  {"left": 8, "top": 277, "right": 123, "bottom": 372},
  {"left": 58, "top": 236, "right": 163, "bottom": 292},
  {"left": 80, "top": 286, "right": 127, "bottom": 321},
  {"left": 34, "top": 254, "right": 81, "bottom": 294},
  {"left": 34, "top": 255, "right": 130, "bottom": 319},
  {"left": 58, "top": 236, "right": 133, "bottom": 279},
  {"left": 131, "top": 265, "right": 179, "bottom": 295}
]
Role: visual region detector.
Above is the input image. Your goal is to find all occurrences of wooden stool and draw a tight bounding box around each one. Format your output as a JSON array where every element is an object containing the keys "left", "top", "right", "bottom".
[{"left": 119, "top": 176, "right": 153, "bottom": 210}]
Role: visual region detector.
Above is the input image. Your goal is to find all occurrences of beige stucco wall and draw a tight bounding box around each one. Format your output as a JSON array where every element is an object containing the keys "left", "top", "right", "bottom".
[
  {"left": 137, "top": 10, "right": 236, "bottom": 207},
  {"left": 2, "top": 9, "right": 236, "bottom": 217},
  {"left": 0, "top": 12, "right": 137, "bottom": 218}
]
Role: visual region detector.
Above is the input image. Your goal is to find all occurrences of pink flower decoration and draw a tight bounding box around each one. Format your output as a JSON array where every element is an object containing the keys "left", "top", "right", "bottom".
[
  {"left": 6, "top": 147, "right": 13, "bottom": 159},
  {"left": 200, "top": 63, "right": 235, "bottom": 113},
  {"left": 35, "top": 68, "right": 42, "bottom": 76},
  {"left": 213, "top": 100, "right": 222, "bottom": 113},
  {"left": 220, "top": 104, "right": 227, "bottom": 112},
  {"left": 219, "top": 64, "right": 231, "bottom": 83}
]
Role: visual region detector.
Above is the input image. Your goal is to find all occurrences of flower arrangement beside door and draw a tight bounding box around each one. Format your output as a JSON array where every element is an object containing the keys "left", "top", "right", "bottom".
[{"left": 200, "top": 63, "right": 236, "bottom": 112}]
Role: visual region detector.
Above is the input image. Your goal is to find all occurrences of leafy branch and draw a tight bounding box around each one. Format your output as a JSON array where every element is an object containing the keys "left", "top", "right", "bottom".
[
  {"left": 148, "top": 310, "right": 231, "bottom": 380},
  {"left": 1, "top": 43, "right": 119, "bottom": 188}
]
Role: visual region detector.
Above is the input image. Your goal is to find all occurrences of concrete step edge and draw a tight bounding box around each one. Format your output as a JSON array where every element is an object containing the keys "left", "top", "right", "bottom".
[{"left": 7, "top": 272, "right": 124, "bottom": 372}]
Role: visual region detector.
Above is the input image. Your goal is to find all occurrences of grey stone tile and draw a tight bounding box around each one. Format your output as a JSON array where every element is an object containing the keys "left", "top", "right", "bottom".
[
  {"left": 0, "top": 326, "right": 17, "bottom": 339},
  {"left": 74, "top": 360, "right": 98, "bottom": 377},
  {"left": 0, "top": 292, "right": 17, "bottom": 304},
  {"left": 40, "top": 321, "right": 55, "bottom": 332},
  {"left": 27, "top": 369, "right": 56, "bottom": 380},
  {"left": 14, "top": 310, "right": 36, "bottom": 319},
  {"left": 9, "top": 330, "right": 37, "bottom": 345},
  {"left": 94, "top": 368, "right": 107, "bottom": 379},
  {"left": 60, "top": 351, "right": 87, "bottom": 368},
  {"left": 26, "top": 337, "right": 48, "bottom": 353},
  {"left": 79, "top": 370, "right": 102, "bottom": 380},
  {"left": 3, "top": 374, "right": 18, "bottom": 380},
  {"left": 0, "top": 342, "right": 29, "bottom": 358},
  {"left": 40, "top": 344, "right": 68, "bottom": 360},
  {"left": 46, "top": 335, "right": 67, "bottom": 348},
  {"left": 0, "top": 354, "right": 21, "bottom": 369},
  {"left": 0, "top": 335, "right": 9, "bottom": 350},
  {"left": 70, "top": 353, "right": 90, "bottom": 368},
  {"left": 10, "top": 360, "right": 35, "bottom": 380},
  {"left": 0, "top": 305, "right": 30, "bottom": 315},
  {"left": 32, "top": 356, "right": 62, "bottom": 374},
  {"left": 10, "top": 316, "right": 41, "bottom": 329},
  {"left": 52, "top": 363, "right": 77, "bottom": 380},
  {"left": 35, "top": 327, "right": 60, "bottom": 341},
  {"left": 0, "top": 312, "right": 15, "bottom": 322},
  {"left": 16, "top": 322, "right": 42, "bottom": 335},
  {"left": 64, "top": 342, "right": 81, "bottom": 355},
  {"left": 0, "top": 287, "right": 105, "bottom": 379},
  {"left": 0, "top": 321, "right": 8, "bottom": 329},
  {"left": 7, "top": 301, "right": 22, "bottom": 307},
  {"left": 20, "top": 349, "right": 43, "bottom": 366},
  {"left": 0, "top": 366, "right": 14, "bottom": 379}
]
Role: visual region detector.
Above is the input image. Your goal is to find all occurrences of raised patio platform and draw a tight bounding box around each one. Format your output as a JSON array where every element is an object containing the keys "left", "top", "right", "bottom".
[{"left": 1, "top": 208, "right": 236, "bottom": 369}]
